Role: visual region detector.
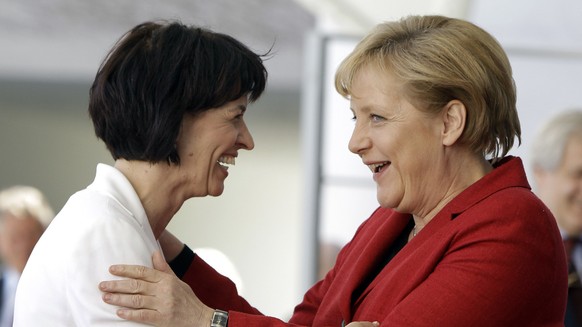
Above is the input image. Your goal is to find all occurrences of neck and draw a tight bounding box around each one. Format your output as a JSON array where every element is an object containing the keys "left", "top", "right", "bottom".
[
  {"left": 413, "top": 153, "right": 493, "bottom": 233},
  {"left": 114, "top": 160, "right": 184, "bottom": 238}
]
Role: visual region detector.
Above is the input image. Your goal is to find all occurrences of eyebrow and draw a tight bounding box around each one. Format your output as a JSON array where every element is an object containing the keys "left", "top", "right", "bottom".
[{"left": 229, "top": 104, "right": 247, "bottom": 113}]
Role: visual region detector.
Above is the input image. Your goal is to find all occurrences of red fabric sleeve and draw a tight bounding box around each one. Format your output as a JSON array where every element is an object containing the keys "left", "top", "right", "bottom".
[
  {"left": 182, "top": 254, "right": 260, "bottom": 314},
  {"left": 182, "top": 255, "right": 318, "bottom": 326}
]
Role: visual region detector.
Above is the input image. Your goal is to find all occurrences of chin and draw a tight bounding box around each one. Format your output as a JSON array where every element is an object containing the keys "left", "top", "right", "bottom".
[
  {"left": 209, "top": 186, "right": 225, "bottom": 197},
  {"left": 377, "top": 194, "right": 403, "bottom": 211},
  {"left": 377, "top": 198, "right": 394, "bottom": 209}
]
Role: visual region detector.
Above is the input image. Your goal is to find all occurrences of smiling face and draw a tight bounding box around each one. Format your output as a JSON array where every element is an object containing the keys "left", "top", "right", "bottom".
[
  {"left": 348, "top": 65, "right": 449, "bottom": 215},
  {"left": 175, "top": 95, "right": 254, "bottom": 197}
]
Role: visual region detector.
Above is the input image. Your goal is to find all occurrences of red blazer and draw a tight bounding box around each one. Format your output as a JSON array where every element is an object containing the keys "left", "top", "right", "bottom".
[{"left": 181, "top": 157, "right": 567, "bottom": 326}]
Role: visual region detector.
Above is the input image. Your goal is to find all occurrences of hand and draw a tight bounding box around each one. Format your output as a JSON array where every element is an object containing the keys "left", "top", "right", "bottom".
[
  {"left": 99, "top": 251, "right": 213, "bottom": 327},
  {"left": 346, "top": 321, "right": 380, "bottom": 327}
]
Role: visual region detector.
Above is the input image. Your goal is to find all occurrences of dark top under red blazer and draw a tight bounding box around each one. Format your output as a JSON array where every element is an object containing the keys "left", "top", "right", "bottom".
[{"left": 178, "top": 156, "right": 567, "bottom": 326}]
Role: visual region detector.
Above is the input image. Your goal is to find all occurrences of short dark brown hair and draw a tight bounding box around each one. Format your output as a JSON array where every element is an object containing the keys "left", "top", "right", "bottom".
[{"left": 89, "top": 21, "right": 268, "bottom": 164}]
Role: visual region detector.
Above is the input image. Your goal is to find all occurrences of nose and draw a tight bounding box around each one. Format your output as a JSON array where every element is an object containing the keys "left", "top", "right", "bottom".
[
  {"left": 348, "top": 122, "right": 369, "bottom": 156},
  {"left": 238, "top": 121, "right": 255, "bottom": 150}
]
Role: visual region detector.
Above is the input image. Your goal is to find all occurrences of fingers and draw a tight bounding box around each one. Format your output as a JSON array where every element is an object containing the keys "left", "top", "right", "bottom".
[
  {"left": 115, "top": 308, "right": 163, "bottom": 326},
  {"left": 107, "top": 251, "right": 173, "bottom": 281},
  {"left": 108, "top": 263, "right": 161, "bottom": 282},
  {"left": 99, "top": 251, "right": 175, "bottom": 305},
  {"left": 102, "top": 292, "right": 153, "bottom": 310},
  {"left": 99, "top": 278, "right": 149, "bottom": 295},
  {"left": 99, "top": 251, "right": 187, "bottom": 326}
]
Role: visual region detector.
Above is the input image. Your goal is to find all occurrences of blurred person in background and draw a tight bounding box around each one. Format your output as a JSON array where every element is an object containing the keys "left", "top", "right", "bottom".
[
  {"left": 0, "top": 185, "right": 54, "bottom": 327},
  {"left": 531, "top": 109, "right": 582, "bottom": 327},
  {"left": 99, "top": 15, "right": 567, "bottom": 327}
]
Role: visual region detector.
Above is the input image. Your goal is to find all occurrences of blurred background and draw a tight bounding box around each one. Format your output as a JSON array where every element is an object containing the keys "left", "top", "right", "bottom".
[{"left": 1, "top": 0, "right": 582, "bottom": 319}]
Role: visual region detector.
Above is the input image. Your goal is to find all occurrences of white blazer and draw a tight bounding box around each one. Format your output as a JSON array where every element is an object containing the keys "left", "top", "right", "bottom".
[{"left": 14, "top": 164, "right": 162, "bottom": 326}]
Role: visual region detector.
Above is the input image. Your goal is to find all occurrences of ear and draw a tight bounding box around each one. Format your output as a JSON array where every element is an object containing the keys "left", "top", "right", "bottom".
[{"left": 441, "top": 100, "right": 466, "bottom": 146}]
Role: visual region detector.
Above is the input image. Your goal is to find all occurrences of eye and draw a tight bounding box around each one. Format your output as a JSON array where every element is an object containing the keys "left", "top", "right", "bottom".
[
  {"left": 370, "top": 114, "right": 385, "bottom": 122},
  {"left": 232, "top": 110, "right": 245, "bottom": 121},
  {"left": 229, "top": 104, "right": 247, "bottom": 121}
]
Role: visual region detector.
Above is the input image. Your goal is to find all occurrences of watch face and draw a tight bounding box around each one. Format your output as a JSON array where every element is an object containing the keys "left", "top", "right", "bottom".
[{"left": 211, "top": 310, "right": 229, "bottom": 327}]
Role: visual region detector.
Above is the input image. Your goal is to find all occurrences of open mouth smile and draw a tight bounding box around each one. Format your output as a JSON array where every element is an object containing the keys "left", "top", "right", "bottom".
[
  {"left": 218, "top": 155, "right": 236, "bottom": 170},
  {"left": 368, "top": 161, "right": 390, "bottom": 173}
]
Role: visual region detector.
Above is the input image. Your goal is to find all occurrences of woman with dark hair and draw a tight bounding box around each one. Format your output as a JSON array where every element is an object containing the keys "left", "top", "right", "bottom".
[
  {"left": 13, "top": 20, "right": 267, "bottom": 326},
  {"left": 99, "top": 15, "right": 567, "bottom": 327}
]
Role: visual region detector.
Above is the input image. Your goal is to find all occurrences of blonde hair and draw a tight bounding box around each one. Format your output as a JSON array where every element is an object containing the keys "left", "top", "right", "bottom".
[
  {"left": 0, "top": 185, "right": 54, "bottom": 229},
  {"left": 335, "top": 15, "right": 520, "bottom": 162}
]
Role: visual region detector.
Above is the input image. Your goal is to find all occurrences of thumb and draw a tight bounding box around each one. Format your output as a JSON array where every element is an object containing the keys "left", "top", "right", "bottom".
[{"left": 152, "top": 250, "right": 175, "bottom": 276}]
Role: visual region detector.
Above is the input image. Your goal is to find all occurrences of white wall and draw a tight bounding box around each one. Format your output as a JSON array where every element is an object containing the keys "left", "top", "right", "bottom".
[{"left": 468, "top": 0, "right": 582, "bottom": 185}]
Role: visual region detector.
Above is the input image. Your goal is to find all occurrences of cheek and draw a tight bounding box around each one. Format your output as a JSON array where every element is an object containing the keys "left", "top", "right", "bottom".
[{"left": 181, "top": 143, "right": 209, "bottom": 166}]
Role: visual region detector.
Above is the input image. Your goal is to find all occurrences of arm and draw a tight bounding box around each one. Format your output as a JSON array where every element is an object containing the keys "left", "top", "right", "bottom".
[
  {"left": 100, "top": 252, "right": 324, "bottom": 327},
  {"left": 100, "top": 230, "right": 262, "bottom": 324},
  {"left": 157, "top": 230, "right": 260, "bottom": 313},
  {"left": 100, "top": 241, "right": 280, "bottom": 326}
]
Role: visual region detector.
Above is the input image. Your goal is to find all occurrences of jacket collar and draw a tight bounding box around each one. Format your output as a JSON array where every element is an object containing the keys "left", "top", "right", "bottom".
[
  {"left": 87, "top": 163, "right": 153, "bottom": 239},
  {"left": 445, "top": 156, "right": 530, "bottom": 219}
]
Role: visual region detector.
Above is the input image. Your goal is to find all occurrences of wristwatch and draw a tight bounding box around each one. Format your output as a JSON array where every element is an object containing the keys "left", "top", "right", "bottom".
[{"left": 210, "top": 309, "right": 229, "bottom": 327}]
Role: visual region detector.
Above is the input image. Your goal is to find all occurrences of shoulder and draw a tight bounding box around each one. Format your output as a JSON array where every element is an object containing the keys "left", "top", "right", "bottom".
[
  {"left": 31, "top": 188, "right": 156, "bottom": 268},
  {"left": 469, "top": 186, "right": 554, "bottom": 230}
]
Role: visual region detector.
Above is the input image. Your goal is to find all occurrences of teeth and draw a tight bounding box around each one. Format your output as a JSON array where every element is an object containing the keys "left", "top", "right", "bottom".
[
  {"left": 368, "top": 162, "right": 388, "bottom": 173},
  {"left": 218, "top": 156, "right": 236, "bottom": 166}
]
